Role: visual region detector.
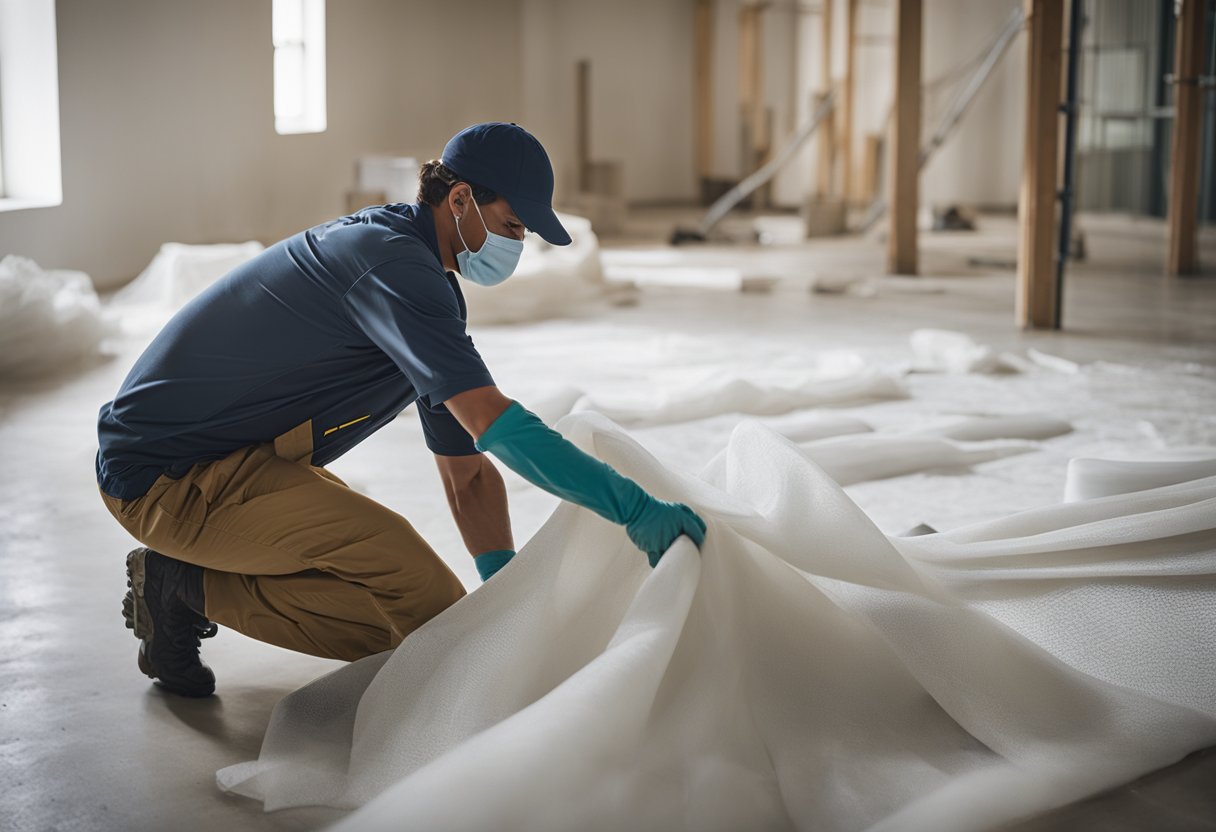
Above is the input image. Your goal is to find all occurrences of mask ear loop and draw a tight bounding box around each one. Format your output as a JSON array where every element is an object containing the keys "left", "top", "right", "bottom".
[
  {"left": 454, "top": 188, "right": 471, "bottom": 253},
  {"left": 452, "top": 186, "right": 486, "bottom": 254},
  {"left": 470, "top": 196, "right": 490, "bottom": 236}
]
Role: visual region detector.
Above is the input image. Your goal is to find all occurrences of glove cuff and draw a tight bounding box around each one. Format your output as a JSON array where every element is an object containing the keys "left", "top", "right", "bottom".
[{"left": 474, "top": 549, "right": 515, "bottom": 581}]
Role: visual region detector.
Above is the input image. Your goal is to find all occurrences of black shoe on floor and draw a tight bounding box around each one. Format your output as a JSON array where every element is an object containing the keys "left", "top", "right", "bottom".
[{"left": 122, "top": 547, "right": 218, "bottom": 697}]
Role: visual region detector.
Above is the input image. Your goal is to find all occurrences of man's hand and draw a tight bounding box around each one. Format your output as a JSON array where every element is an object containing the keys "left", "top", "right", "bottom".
[
  {"left": 467, "top": 397, "right": 709, "bottom": 568},
  {"left": 625, "top": 499, "right": 707, "bottom": 567}
]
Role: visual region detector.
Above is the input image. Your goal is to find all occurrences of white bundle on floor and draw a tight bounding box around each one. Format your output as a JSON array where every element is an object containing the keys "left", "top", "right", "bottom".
[
  {"left": 461, "top": 212, "right": 630, "bottom": 325},
  {"left": 111, "top": 241, "right": 264, "bottom": 310},
  {"left": 217, "top": 413, "right": 1216, "bottom": 832},
  {"left": 0, "top": 255, "right": 115, "bottom": 378},
  {"left": 909, "top": 329, "right": 1024, "bottom": 374}
]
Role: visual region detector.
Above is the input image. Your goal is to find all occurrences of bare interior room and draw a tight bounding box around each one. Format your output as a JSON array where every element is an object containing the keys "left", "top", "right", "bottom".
[{"left": 1, "top": 1, "right": 1214, "bottom": 830}]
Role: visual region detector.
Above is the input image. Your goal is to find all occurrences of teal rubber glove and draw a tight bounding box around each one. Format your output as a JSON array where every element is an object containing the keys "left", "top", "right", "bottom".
[
  {"left": 474, "top": 549, "right": 514, "bottom": 581},
  {"left": 475, "top": 401, "right": 707, "bottom": 566}
]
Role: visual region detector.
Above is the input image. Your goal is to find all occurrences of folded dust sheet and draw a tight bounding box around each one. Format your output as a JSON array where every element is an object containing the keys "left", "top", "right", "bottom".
[{"left": 217, "top": 412, "right": 1216, "bottom": 832}]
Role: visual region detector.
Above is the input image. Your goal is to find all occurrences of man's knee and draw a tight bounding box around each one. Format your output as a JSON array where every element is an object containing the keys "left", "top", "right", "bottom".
[{"left": 413, "top": 559, "right": 467, "bottom": 619}]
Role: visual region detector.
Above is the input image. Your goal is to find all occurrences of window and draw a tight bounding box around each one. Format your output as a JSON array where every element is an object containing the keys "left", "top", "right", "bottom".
[
  {"left": 0, "top": 0, "right": 62, "bottom": 211},
  {"left": 273, "top": 0, "right": 327, "bottom": 135}
]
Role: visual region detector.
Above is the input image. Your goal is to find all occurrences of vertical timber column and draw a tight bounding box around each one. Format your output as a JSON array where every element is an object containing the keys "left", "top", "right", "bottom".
[
  {"left": 576, "top": 59, "right": 591, "bottom": 193},
  {"left": 1016, "top": 0, "right": 1064, "bottom": 328},
  {"left": 1167, "top": 0, "right": 1207, "bottom": 276},
  {"left": 739, "top": 4, "right": 759, "bottom": 174},
  {"left": 841, "top": 0, "right": 859, "bottom": 203},
  {"left": 695, "top": 0, "right": 716, "bottom": 200},
  {"left": 739, "top": 3, "right": 768, "bottom": 201},
  {"left": 816, "top": 0, "right": 836, "bottom": 198},
  {"left": 887, "top": 0, "right": 922, "bottom": 276}
]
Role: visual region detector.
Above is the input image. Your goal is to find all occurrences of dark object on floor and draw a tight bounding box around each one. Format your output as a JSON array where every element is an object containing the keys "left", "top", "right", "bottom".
[
  {"left": 932, "top": 206, "right": 977, "bottom": 232},
  {"left": 967, "top": 255, "right": 1018, "bottom": 270},
  {"left": 670, "top": 227, "right": 708, "bottom": 245},
  {"left": 123, "top": 547, "right": 218, "bottom": 697}
]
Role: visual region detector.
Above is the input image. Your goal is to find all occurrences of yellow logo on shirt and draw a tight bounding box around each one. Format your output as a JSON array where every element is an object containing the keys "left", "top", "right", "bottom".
[{"left": 322, "top": 414, "right": 371, "bottom": 437}]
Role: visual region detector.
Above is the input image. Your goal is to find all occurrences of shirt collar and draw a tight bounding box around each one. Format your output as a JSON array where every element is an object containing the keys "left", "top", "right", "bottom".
[{"left": 406, "top": 201, "right": 443, "bottom": 265}]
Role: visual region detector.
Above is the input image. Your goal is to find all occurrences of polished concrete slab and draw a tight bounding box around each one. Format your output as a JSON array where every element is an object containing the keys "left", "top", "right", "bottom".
[{"left": 1, "top": 212, "right": 1213, "bottom": 831}]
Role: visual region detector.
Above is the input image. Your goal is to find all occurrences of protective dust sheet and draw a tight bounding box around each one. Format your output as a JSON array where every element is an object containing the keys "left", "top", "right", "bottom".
[{"left": 217, "top": 411, "right": 1216, "bottom": 832}]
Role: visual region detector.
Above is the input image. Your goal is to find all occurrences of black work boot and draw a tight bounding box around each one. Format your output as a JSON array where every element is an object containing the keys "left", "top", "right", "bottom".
[{"left": 122, "top": 547, "right": 218, "bottom": 697}]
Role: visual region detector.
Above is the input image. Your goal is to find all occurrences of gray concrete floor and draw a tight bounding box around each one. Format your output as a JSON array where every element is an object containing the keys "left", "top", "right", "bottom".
[{"left": 1, "top": 210, "right": 1214, "bottom": 831}]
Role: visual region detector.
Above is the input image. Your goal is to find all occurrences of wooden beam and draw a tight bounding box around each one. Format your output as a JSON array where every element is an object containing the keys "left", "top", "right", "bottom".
[
  {"left": 886, "top": 0, "right": 921, "bottom": 276},
  {"left": 861, "top": 132, "right": 882, "bottom": 203},
  {"left": 1167, "top": 0, "right": 1207, "bottom": 276},
  {"left": 738, "top": 3, "right": 770, "bottom": 205},
  {"left": 739, "top": 4, "right": 767, "bottom": 169},
  {"left": 816, "top": 0, "right": 836, "bottom": 198},
  {"left": 841, "top": 0, "right": 858, "bottom": 203},
  {"left": 695, "top": 0, "right": 715, "bottom": 184},
  {"left": 576, "top": 59, "right": 591, "bottom": 193},
  {"left": 1016, "top": 0, "right": 1064, "bottom": 328}
]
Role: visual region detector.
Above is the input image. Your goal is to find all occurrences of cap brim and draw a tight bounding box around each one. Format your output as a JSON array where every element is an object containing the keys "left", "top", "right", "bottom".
[{"left": 509, "top": 195, "right": 572, "bottom": 246}]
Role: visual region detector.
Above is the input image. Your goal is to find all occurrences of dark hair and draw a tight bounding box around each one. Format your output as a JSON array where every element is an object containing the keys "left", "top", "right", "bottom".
[{"left": 416, "top": 160, "right": 497, "bottom": 207}]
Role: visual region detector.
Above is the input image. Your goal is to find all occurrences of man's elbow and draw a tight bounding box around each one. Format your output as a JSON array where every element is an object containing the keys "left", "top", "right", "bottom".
[{"left": 445, "top": 386, "right": 514, "bottom": 440}]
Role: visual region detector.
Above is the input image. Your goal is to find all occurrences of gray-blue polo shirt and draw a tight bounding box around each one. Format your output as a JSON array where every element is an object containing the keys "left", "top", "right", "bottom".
[{"left": 96, "top": 202, "right": 494, "bottom": 501}]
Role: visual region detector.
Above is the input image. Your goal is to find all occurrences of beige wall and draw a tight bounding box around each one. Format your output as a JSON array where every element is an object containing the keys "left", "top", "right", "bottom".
[
  {"left": 920, "top": 0, "right": 1025, "bottom": 210},
  {"left": 0, "top": 0, "right": 525, "bottom": 289},
  {"left": 719, "top": 0, "right": 1025, "bottom": 212},
  {"left": 521, "top": 0, "right": 698, "bottom": 206},
  {"left": 0, "top": 0, "right": 1028, "bottom": 289}
]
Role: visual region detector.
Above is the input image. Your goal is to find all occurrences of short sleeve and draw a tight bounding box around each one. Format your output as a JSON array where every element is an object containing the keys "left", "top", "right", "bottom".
[
  {"left": 417, "top": 394, "right": 480, "bottom": 456},
  {"left": 342, "top": 250, "right": 495, "bottom": 404}
]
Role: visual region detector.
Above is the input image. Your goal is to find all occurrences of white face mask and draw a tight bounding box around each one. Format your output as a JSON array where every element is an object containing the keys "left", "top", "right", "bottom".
[{"left": 453, "top": 197, "right": 524, "bottom": 287}]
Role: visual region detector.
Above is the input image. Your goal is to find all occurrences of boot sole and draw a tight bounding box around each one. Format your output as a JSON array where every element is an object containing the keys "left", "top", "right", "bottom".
[{"left": 124, "top": 548, "right": 215, "bottom": 697}]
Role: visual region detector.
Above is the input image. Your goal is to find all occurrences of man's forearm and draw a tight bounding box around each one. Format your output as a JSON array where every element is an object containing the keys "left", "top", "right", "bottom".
[{"left": 445, "top": 456, "right": 514, "bottom": 556}]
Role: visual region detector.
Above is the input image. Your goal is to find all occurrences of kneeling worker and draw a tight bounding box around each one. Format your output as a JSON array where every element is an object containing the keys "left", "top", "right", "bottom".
[{"left": 96, "top": 123, "right": 706, "bottom": 697}]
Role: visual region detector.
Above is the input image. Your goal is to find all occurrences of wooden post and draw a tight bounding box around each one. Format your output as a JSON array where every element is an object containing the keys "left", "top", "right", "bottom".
[
  {"left": 1016, "top": 0, "right": 1064, "bottom": 328},
  {"left": 576, "top": 59, "right": 591, "bottom": 193},
  {"left": 1167, "top": 0, "right": 1207, "bottom": 276},
  {"left": 695, "top": 0, "right": 715, "bottom": 191},
  {"left": 887, "top": 0, "right": 922, "bottom": 276},
  {"left": 738, "top": 3, "right": 770, "bottom": 205},
  {"left": 816, "top": 0, "right": 836, "bottom": 198},
  {"left": 739, "top": 4, "right": 766, "bottom": 170},
  {"left": 861, "top": 133, "right": 882, "bottom": 202},
  {"left": 841, "top": 0, "right": 858, "bottom": 203}
]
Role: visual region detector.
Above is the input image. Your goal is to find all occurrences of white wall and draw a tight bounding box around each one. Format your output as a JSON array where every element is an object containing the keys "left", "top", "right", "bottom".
[
  {"left": 0, "top": 0, "right": 1028, "bottom": 288},
  {"left": 521, "top": 0, "right": 697, "bottom": 205},
  {"left": 920, "top": 0, "right": 1025, "bottom": 210},
  {"left": 723, "top": 0, "right": 1025, "bottom": 211},
  {"left": 0, "top": 0, "right": 525, "bottom": 289}
]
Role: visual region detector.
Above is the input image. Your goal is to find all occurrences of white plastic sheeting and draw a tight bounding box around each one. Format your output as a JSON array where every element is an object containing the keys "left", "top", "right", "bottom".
[
  {"left": 108, "top": 213, "right": 616, "bottom": 329},
  {"left": 909, "top": 328, "right": 1025, "bottom": 374},
  {"left": 461, "top": 212, "right": 628, "bottom": 325},
  {"left": 111, "top": 241, "right": 265, "bottom": 310},
  {"left": 217, "top": 412, "right": 1216, "bottom": 832},
  {"left": 0, "top": 255, "right": 115, "bottom": 378}
]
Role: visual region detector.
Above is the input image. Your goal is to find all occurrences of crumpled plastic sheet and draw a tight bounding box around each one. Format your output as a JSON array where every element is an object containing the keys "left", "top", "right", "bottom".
[
  {"left": 110, "top": 241, "right": 265, "bottom": 310},
  {"left": 457, "top": 212, "right": 632, "bottom": 325},
  {"left": 216, "top": 412, "right": 1216, "bottom": 832},
  {"left": 529, "top": 352, "right": 908, "bottom": 427},
  {"left": 909, "top": 328, "right": 1026, "bottom": 374},
  {"left": 573, "top": 367, "right": 907, "bottom": 426},
  {"left": 0, "top": 255, "right": 116, "bottom": 378}
]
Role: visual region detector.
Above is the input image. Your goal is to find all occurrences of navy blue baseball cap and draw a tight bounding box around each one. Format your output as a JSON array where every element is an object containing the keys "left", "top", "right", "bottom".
[{"left": 440, "top": 122, "right": 572, "bottom": 246}]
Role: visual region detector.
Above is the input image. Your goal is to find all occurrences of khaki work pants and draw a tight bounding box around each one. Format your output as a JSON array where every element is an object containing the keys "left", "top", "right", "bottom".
[{"left": 98, "top": 419, "right": 467, "bottom": 661}]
